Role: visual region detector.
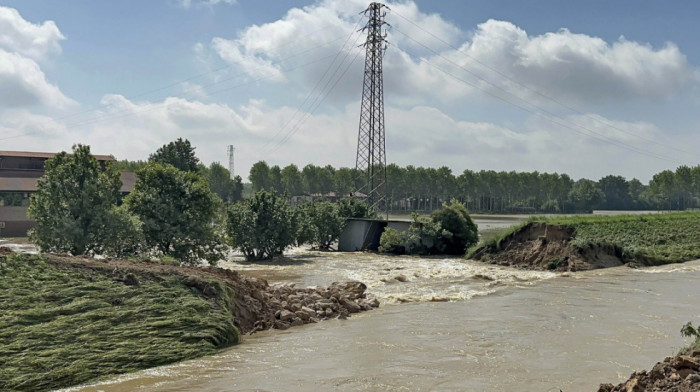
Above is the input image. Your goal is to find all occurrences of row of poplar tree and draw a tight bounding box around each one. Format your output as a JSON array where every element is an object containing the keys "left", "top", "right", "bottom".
[{"left": 247, "top": 161, "right": 700, "bottom": 213}]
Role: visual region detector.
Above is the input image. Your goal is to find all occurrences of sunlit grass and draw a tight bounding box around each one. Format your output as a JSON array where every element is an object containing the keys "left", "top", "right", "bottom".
[
  {"left": 467, "top": 211, "right": 700, "bottom": 264},
  {"left": 0, "top": 254, "right": 240, "bottom": 392}
]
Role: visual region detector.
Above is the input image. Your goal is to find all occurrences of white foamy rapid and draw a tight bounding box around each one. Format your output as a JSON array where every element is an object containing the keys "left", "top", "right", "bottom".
[
  {"left": 0, "top": 238, "right": 39, "bottom": 254},
  {"left": 224, "top": 249, "right": 557, "bottom": 304}
]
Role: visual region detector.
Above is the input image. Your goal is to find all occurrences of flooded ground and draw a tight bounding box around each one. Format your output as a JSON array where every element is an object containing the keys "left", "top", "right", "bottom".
[{"left": 60, "top": 215, "right": 700, "bottom": 392}]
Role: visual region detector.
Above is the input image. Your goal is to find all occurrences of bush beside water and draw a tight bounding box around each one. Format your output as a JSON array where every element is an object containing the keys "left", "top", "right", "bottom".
[{"left": 379, "top": 200, "right": 478, "bottom": 255}]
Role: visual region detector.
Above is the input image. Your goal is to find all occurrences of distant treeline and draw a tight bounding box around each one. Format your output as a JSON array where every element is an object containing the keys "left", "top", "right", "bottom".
[{"left": 246, "top": 161, "right": 700, "bottom": 213}]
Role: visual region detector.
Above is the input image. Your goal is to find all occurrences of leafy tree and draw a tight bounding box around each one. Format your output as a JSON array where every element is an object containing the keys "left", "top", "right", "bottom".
[
  {"left": 28, "top": 144, "right": 137, "bottom": 256},
  {"left": 226, "top": 190, "right": 295, "bottom": 260},
  {"left": 100, "top": 205, "right": 145, "bottom": 257},
  {"left": 249, "top": 161, "right": 272, "bottom": 192},
  {"left": 568, "top": 179, "right": 605, "bottom": 212},
  {"left": 270, "top": 165, "right": 284, "bottom": 193},
  {"left": 627, "top": 178, "right": 647, "bottom": 209},
  {"left": 281, "top": 164, "right": 303, "bottom": 196},
  {"left": 202, "top": 162, "right": 243, "bottom": 203},
  {"left": 378, "top": 227, "right": 409, "bottom": 254},
  {"left": 292, "top": 201, "right": 316, "bottom": 246},
  {"left": 379, "top": 213, "right": 440, "bottom": 255},
  {"left": 598, "top": 175, "right": 631, "bottom": 210},
  {"left": 149, "top": 138, "right": 199, "bottom": 172},
  {"left": 379, "top": 201, "right": 477, "bottom": 255},
  {"left": 307, "top": 201, "right": 345, "bottom": 250},
  {"left": 111, "top": 159, "right": 148, "bottom": 172},
  {"left": 338, "top": 197, "right": 372, "bottom": 218},
  {"left": 430, "top": 199, "right": 479, "bottom": 255},
  {"left": 125, "top": 163, "right": 221, "bottom": 264},
  {"left": 334, "top": 167, "right": 356, "bottom": 196},
  {"left": 648, "top": 170, "right": 676, "bottom": 210}
]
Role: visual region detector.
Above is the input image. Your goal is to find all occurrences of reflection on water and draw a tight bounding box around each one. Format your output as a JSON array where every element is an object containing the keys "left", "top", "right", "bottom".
[{"left": 60, "top": 216, "right": 700, "bottom": 392}]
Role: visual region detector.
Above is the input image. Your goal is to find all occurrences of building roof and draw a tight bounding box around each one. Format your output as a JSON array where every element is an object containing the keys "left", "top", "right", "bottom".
[
  {"left": 0, "top": 151, "right": 115, "bottom": 161},
  {"left": 0, "top": 172, "right": 136, "bottom": 193},
  {"left": 119, "top": 172, "right": 137, "bottom": 192}
]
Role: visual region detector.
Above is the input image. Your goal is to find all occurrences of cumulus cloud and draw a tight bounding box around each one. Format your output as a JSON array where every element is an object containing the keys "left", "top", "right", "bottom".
[
  {"left": 450, "top": 20, "right": 694, "bottom": 104},
  {"left": 0, "top": 6, "right": 65, "bottom": 61},
  {"left": 2, "top": 90, "right": 696, "bottom": 182},
  {"left": 0, "top": 7, "right": 74, "bottom": 110},
  {"left": 0, "top": 48, "right": 76, "bottom": 109},
  {"left": 205, "top": 1, "right": 695, "bottom": 109},
  {"left": 0, "top": 109, "right": 67, "bottom": 140}
]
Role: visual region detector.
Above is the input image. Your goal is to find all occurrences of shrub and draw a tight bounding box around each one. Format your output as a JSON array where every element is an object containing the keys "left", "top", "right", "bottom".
[
  {"left": 226, "top": 191, "right": 296, "bottom": 260},
  {"left": 125, "top": 163, "right": 221, "bottom": 264},
  {"left": 338, "top": 197, "right": 372, "bottom": 218},
  {"left": 430, "top": 199, "right": 479, "bottom": 255},
  {"left": 28, "top": 144, "right": 124, "bottom": 255},
  {"left": 379, "top": 200, "right": 478, "bottom": 256},
  {"left": 99, "top": 205, "right": 144, "bottom": 258},
  {"left": 378, "top": 227, "right": 408, "bottom": 254}
]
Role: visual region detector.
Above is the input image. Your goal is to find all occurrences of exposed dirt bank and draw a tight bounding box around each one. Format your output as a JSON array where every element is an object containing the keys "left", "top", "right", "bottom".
[
  {"left": 470, "top": 212, "right": 700, "bottom": 271},
  {"left": 598, "top": 351, "right": 700, "bottom": 392},
  {"left": 470, "top": 222, "right": 639, "bottom": 271},
  {"left": 0, "top": 251, "right": 378, "bottom": 391},
  {"left": 41, "top": 254, "right": 379, "bottom": 334}
]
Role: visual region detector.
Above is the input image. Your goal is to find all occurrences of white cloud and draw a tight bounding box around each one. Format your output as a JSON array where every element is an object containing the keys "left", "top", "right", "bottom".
[
  {"left": 0, "top": 7, "right": 73, "bottom": 111},
  {"left": 0, "top": 109, "right": 67, "bottom": 140},
  {"left": 212, "top": 37, "right": 286, "bottom": 82},
  {"left": 0, "top": 6, "right": 65, "bottom": 61},
  {"left": 204, "top": 1, "right": 695, "bottom": 110},
  {"left": 0, "top": 48, "right": 76, "bottom": 109},
  {"left": 1, "top": 90, "right": 696, "bottom": 183},
  {"left": 450, "top": 20, "right": 695, "bottom": 104}
]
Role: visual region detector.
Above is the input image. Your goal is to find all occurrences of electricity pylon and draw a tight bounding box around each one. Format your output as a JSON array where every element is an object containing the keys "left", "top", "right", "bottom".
[{"left": 355, "top": 2, "right": 389, "bottom": 216}]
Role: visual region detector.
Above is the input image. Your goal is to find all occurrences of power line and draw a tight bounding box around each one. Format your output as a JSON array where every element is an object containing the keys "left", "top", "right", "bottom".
[
  {"left": 262, "top": 16, "right": 364, "bottom": 150},
  {"left": 391, "top": 9, "right": 697, "bottom": 158},
  {"left": 268, "top": 44, "right": 364, "bottom": 154},
  {"left": 266, "top": 25, "right": 366, "bottom": 153}
]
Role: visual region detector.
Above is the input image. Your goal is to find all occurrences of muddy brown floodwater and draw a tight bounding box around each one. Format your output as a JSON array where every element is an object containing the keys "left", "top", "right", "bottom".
[{"left": 60, "top": 217, "right": 700, "bottom": 392}]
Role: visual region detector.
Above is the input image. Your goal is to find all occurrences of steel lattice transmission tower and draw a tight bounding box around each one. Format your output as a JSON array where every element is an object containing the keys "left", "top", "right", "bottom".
[{"left": 355, "top": 2, "right": 389, "bottom": 215}]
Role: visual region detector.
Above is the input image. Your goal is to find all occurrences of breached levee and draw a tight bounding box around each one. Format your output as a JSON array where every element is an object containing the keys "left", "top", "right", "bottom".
[
  {"left": 469, "top": 222, "right": 629, "bottom": 271},
  {"left": 469, "top": 212, "right": 700, "bottom": 271},
  {"left": 0, "top": 250, "right": 378, "bottom": 392},
  {"left": 40, "top": 253, "right": 380, "bottom": 334}
]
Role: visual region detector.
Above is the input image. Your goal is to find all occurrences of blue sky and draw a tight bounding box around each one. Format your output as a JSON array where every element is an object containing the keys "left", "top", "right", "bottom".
[{"left": 1, "top": 0, "right": 698, "bottom": 182}]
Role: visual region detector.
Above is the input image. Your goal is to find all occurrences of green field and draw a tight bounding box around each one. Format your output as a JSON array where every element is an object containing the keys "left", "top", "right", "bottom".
[
  {"left": 469, "top": 211, "right": 700, "bottom": 264},
  {"left": 0, "top": 253, "right": 240, "bottom": 392}
]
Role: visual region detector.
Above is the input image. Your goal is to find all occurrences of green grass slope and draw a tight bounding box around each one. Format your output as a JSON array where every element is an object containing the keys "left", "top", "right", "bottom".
[{"left": 0, "top": 253, "right": 240, "bottom": 392}]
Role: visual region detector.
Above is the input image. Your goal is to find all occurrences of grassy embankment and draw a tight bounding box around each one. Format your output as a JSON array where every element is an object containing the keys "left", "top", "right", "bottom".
[
  {"left": 0, "top": 253, "right": 240, "bottom": 392},
  {"left": 468, "top": 211, "right": 700, "bottom": 265}
]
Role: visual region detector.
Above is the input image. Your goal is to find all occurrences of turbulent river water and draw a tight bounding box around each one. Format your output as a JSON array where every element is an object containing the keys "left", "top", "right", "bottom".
[{"left": 61, "top": 217, "right": 700, "bottom": 392}]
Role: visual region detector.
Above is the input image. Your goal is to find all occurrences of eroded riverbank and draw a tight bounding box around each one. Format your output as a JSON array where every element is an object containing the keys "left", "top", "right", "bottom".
[{"left": 63, "top": 254, "right": 700, "bottom": 392}]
